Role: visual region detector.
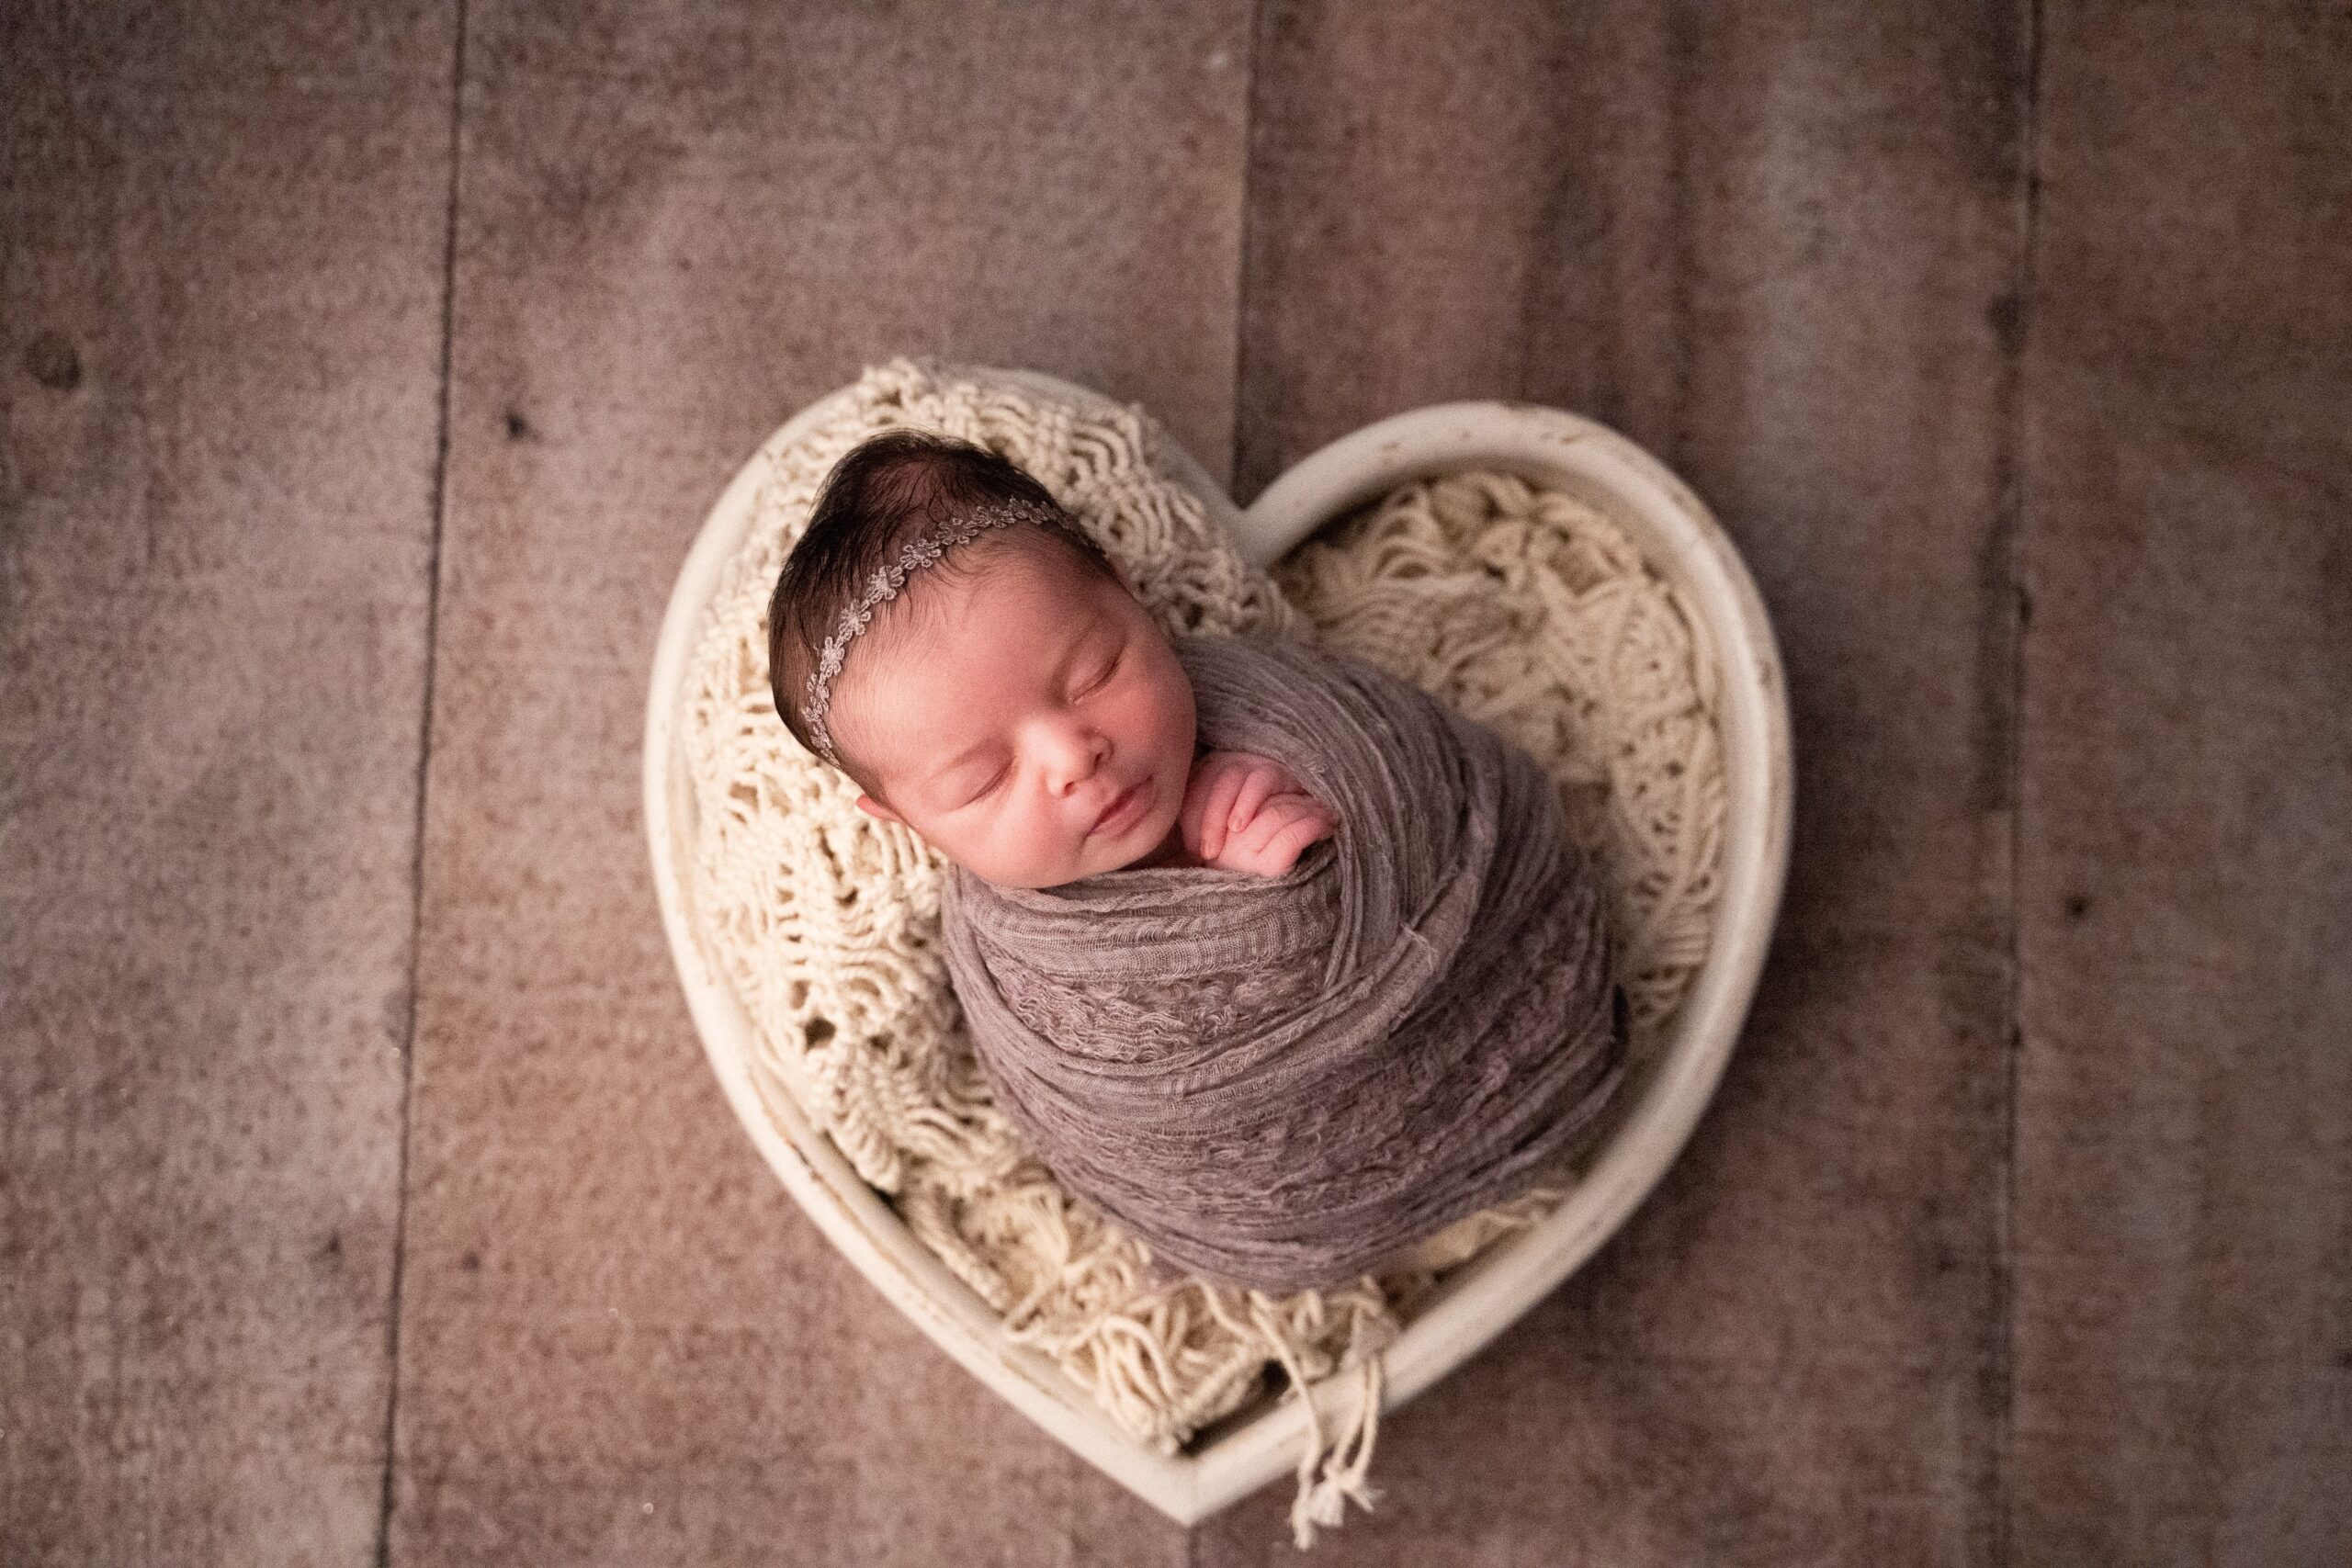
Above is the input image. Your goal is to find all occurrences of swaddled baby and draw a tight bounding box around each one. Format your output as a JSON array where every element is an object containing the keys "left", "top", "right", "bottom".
[{"left": 768, "top": 429, "right": 1628, "bottom": 1293}]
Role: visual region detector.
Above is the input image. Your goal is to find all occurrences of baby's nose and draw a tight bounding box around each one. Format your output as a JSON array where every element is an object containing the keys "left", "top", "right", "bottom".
[{"left": 1045, "top": 728, "right": 1109, "bottom": 790}]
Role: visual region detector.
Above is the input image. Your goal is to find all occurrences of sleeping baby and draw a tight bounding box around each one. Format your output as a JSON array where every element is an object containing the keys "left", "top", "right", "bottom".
[
  {"left": 767, "top": 429, "right": 1628, "bottom": 1294},
  {"left": 768, "top": 431, "right": 1340, "bottom": 888}
]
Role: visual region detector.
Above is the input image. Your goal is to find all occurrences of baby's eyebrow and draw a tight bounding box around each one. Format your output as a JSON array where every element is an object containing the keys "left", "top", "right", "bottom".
[{"left": 922, "top": 613, "right": 1104, "bottom": 788}]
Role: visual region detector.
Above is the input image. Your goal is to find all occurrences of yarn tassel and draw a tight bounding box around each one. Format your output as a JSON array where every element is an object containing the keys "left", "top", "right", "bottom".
[
  {"left": 1289, "top": 1355, "right": 1385, "bottom": 1550},
  {"left": 1252, "top": 1295, "right": 1386, "bottom": 1551}
]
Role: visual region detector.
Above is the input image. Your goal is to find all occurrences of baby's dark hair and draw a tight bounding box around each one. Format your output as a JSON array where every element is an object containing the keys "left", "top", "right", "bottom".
[{"left": 766, "top": 428, "right": 1124, "bottom": 792}]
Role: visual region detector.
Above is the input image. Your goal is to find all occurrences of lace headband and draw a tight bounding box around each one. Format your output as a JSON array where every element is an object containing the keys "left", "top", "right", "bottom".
[{"left": 798, "top": 496, "right": 1071, "bottom": 772}]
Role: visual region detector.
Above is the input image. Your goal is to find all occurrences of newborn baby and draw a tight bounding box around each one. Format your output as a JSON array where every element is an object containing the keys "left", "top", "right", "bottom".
[
  {"left": 768, "top": 430, "right": 1336, "bottom": 889},
  {"left": 768, "top": 428, "right": 1627, "bottom": 1294}
]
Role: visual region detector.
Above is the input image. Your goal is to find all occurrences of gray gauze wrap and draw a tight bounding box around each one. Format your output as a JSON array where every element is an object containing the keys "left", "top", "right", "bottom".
[{"left": 939, "top": 630, "right": 1629, "bottom": 1294}]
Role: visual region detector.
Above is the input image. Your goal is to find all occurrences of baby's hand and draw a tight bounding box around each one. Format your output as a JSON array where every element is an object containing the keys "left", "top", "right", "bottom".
[{"left": 1180, "top": 750, "right": 1340, "bottom": 877}]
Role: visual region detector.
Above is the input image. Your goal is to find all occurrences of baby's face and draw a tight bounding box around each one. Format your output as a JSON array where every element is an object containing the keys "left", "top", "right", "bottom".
[{"left": 833, "top": 546, "right": 1199, "bottom": 890}]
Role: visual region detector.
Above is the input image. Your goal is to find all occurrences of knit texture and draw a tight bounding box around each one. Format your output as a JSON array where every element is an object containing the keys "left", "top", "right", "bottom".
[{"left": 673, "top": 357, "right": 1726, "bottom": 1544}]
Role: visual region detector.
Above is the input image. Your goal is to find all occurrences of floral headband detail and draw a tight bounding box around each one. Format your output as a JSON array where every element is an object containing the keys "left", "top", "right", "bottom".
[{"left": 799, "top": 495, "right": 1073, "bottom": 772}]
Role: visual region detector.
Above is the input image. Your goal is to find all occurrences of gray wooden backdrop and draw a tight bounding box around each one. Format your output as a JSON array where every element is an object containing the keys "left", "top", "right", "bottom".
[{"left": 5, "top": 2, "right": 2346, "bottom": 1563}]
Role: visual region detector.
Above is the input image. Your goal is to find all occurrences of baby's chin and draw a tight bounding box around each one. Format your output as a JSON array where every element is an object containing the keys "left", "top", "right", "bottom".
[
  {"left": 937, "top": 844, "right": 1116, "bottom": 894},
  {"left": 1089, "top": 777, "right": 1188, "bottom": 877},
  {"left": 948, "top": 795, "right": 1180, "bottom": 889}
]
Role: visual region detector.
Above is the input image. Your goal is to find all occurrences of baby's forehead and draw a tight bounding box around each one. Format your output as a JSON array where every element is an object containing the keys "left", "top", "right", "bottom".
[{"left": 831, "top": 541, "right": 1114, "bottom": 744}]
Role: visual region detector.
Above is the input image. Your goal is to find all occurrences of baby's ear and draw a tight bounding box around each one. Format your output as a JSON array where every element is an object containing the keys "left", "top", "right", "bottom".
[{"left": 854, "top": 793, "right": 903, "bottom": 826}]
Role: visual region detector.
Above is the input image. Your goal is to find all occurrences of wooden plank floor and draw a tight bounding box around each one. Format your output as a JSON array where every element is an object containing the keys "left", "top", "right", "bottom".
[
  {"left": 2014, "top": 5, "right": 2352, "bottom": 1561},
  {"left": 4, "top": 3, "right": 2345, "bottom": 1563},
  {"left": 2, "top": 6, "right": 458, "bottom": 1563}
]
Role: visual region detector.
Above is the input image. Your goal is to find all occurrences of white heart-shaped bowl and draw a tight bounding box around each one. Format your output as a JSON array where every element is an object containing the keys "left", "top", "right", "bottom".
[{"left": 643, "top": 366, "right": 1793, "bottom": 1525}]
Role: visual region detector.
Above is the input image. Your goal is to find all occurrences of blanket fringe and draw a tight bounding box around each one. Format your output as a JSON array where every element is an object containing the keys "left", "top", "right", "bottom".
[{"left": 1251, "top": 1294, "right": 1386, "bottom": 1550}]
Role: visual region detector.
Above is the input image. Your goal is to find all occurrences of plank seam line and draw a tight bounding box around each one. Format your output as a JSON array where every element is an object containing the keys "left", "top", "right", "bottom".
[
  {"left": 378, "top": 2, "right": 468, "bottom": 1562},
  {"left": 1994, "top": 3, "right": 2045, "bottom": 1566},
  {"left": 1226, "top": 0, "right": 1273, "bottom": 504}
]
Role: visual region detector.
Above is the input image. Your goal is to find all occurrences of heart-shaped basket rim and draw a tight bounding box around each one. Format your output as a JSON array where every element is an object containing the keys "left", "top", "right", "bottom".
[{"left": 642, "top": 364, "right": 1794, "bottom": 1525}]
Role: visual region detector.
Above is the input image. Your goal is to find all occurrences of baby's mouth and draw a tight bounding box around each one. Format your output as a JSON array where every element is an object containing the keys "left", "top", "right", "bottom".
[{"left": 1089, "top": 777, "right": 1148, "bottom": 837}]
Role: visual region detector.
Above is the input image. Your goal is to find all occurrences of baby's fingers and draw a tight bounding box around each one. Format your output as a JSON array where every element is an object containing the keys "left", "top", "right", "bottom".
[
  {"left": 1236, "top": 795, "right": 1335, "bottom": 873},
  {"left": 1227, "top": 763, "right": 1284, "bottom": 839},
  {"left": 1194, "top": 764, "right": 1247, "bottom": 862},
  {"left": 1263, "top": 813, "right": 1334, "bottom": 874}
]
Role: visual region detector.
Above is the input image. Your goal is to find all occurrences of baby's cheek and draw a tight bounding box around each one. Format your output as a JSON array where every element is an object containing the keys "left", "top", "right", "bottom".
[{"left": 1151, "top": 653, "right": 1198, "bottom": 750}]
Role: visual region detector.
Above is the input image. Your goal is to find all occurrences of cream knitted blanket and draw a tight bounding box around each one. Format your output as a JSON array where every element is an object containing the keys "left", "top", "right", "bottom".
[{"left": 673, "top": 357, "right": 1725, "bottom": 1545}]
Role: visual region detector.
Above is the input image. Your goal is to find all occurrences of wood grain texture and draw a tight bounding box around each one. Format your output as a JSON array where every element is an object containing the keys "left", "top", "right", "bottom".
[
  {"left": 9, "top": 1, "right": 2348, "bottom": 1560},
  {"left": 1211, "top": 1, "right": 2029, "bottom": 1560},
  {"left": 2013, "top": 5, "right": 2352, "bottom": 1562},
  {"left": 0, "top": 3, "right": 456, "bottom": 1563},
  {"left": 384, "top": 3, "right": 1247, "bottom": 1562}
]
